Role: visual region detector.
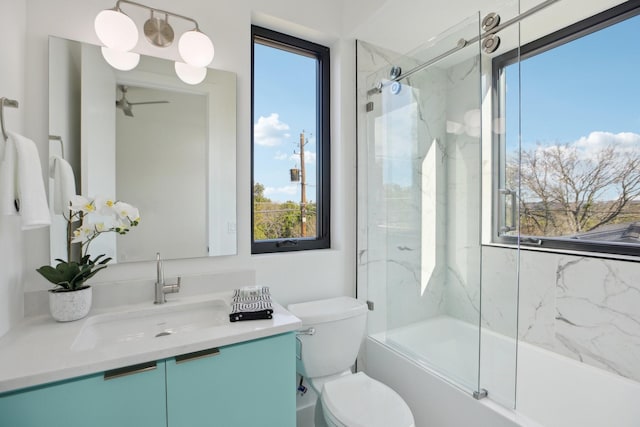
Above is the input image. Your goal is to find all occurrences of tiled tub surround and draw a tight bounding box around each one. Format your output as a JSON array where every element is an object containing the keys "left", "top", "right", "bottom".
[
  {"left": 482, "top": 247, "right": 640, "bottom": 384},
  {"left": 0, "top": 285, "right": 301, "bottom": 393}
]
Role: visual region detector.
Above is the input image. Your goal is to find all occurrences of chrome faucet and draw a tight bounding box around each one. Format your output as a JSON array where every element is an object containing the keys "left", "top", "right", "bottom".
[{"left": 154, "top": 252, "right": 180, "bottom": 304}]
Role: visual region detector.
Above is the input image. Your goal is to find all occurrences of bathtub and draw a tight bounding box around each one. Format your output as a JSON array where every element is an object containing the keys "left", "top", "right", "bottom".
[{"left": 365, "top": 316, "right": 640, "bottom": 427}]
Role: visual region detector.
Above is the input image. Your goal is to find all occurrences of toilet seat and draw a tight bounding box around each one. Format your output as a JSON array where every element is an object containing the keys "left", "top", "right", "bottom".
[{"left": 320, "top": 372, "right": 415, "bottom": 427}]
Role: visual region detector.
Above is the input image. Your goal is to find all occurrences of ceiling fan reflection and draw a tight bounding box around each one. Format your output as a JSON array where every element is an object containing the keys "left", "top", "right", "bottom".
[{"left": 116, "top": 85, "right": 169, "bottom": 117}]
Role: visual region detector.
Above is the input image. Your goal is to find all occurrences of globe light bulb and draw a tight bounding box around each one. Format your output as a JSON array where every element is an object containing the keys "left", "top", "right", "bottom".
[
  {"left": 178, "top": 30, "right": 214, "bottom": 67},
  {"left": 95, "top": 9, "right": 139, "bottom": 52},
  {"left": 101, "top": 47, "right": 140, "bottom": 71},
  {"left": 174, "top": 61, "right": 207, "bottom": 85}
]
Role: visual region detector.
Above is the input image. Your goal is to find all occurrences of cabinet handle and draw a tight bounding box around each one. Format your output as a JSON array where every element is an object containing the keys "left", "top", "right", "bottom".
[
  {"left": 104, "top": 361, "right": 157, "bottom": 380},
  {"left": 175, "top": 347, "right": 220, "bottom": 364}
]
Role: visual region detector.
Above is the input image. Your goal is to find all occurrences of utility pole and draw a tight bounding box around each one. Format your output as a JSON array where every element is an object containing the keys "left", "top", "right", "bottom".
[{"left": 299, "top": 132, "right": 307, "bottom": 237}]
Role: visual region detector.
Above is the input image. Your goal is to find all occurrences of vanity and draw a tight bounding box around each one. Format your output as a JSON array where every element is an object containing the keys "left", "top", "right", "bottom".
[
  {"left": 0, "top": 23, "right": 296, "bottom": 427},
  {"left": 0, "top": 32, "right": 288, "bottom": 426},
  {"left": 0, "top": 291, "right": 301, "bottom": 427}
]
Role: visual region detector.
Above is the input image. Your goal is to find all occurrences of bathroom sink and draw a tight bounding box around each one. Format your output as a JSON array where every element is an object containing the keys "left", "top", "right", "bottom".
[{"left": 71, "top": 299, "right": 229, "bottom": 351}]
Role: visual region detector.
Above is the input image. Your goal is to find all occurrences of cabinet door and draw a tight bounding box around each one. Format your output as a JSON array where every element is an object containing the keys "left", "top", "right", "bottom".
[
  {"left": 0, "top": 360, "right": 167, "bottom": 427},
  {"left": 166, "top": 332, "right": 296, "bottom": 427}
]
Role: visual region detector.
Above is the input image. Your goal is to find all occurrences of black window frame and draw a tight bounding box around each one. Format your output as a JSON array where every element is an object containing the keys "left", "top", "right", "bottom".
[
  {"left": 251, "top": 25, "right": 331, "bottom": 254},
  {"left": 492, "top": 1, "right": 640, "bottom": 257}
]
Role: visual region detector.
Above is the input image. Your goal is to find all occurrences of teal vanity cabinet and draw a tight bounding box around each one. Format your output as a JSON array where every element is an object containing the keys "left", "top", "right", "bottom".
[
  {"left": 166, "top": 332, "right": 296, "bottom": 426},
  {"left": 0, "top": 332, "right": 296, "bottom": 427},
  {"left": 0, "top": 360, "right": 167, "bottom": 427}
]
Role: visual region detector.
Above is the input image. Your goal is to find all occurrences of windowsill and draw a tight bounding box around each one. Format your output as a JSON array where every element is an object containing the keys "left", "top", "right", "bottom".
[{"left": 482, "top": 241, "right": 640, "bottom": 263}]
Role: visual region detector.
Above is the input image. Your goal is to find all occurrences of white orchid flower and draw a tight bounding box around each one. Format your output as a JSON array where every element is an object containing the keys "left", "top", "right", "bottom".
[
  {"left": 46, "top": 195, "right": 141, "bottom": 285},
  {"left": 69, "top": 195, "right": 95, "bottom": 214},
  {"left": 92, "top": 222, "right": 107, "bottom": 233},
  {"left": 72, "top": 220, "right": 109, "bottom": 243},
  {"left": 94, "top": 196, "right": 117, "bottom": 215},
  {"left": 114, "top": 201, "right": 140, "bottom": 224},
  {"left": 71, "top": 224, "right": 94, "bottom": 243}
]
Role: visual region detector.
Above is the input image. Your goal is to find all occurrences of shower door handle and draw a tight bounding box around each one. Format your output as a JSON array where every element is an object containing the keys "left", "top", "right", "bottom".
[{"left": 499, "top": 188, "right": 517, "bottom": 234}]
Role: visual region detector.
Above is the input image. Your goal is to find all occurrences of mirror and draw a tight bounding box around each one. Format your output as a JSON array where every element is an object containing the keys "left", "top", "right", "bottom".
[{"left": 48, "top": 36, "right": 237, "bottom": 263}]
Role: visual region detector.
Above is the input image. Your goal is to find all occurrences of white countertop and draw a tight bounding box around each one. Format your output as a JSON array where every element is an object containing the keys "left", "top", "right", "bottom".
[{"left": 0, "top": 291, "right": 301, "bottom": 394}]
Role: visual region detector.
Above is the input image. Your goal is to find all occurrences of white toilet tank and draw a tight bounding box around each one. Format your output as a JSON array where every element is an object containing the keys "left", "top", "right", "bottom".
[{"left": 287, "top": 297, "right": 368, "bottom": 379}]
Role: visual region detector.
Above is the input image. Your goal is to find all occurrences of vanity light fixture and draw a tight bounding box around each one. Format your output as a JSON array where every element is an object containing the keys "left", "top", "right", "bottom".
[
  {"left": 94, "top": 0, "right": 215, "bottom": 84},
  {"left": 101, "top": 47, "right": 140, "bottom": 71}
]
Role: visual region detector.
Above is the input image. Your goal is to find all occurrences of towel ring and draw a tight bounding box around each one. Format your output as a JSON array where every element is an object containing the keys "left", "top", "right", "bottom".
[
  {"left": 0, "top": 97, "right": 19, "bottom": 142},
  {"left": 49, "top": 135, "right": 65, "bottom": 159}
]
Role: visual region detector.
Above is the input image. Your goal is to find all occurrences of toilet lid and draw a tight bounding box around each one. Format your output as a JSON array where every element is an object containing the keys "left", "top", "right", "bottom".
[{"left": 321, "top": 372, "right": 415, "bottom": 427}]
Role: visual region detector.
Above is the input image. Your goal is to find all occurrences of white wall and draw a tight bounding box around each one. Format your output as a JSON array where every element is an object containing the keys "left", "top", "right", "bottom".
[
  {"left": 0, "top": 0, "right": 27, "bottom": 337},
  {"left": 20, "top": 0, "right": 356, "bottom": 313}
]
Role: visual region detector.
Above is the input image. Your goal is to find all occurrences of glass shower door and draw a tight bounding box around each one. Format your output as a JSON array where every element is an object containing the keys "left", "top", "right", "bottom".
[{"left": 361, "top": 13, "right": 485, "bottom": 396}]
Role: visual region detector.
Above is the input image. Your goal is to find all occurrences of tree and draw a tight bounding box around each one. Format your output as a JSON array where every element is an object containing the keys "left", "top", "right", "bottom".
[
  {"left": 510, "top": 142, "right": 640, "bottom": 236},
  {"left": 253, "top": 183, "right": 318, "bottom": 240},
  {"left": 253, "top": 183, "right": 271, "bottom": 240},
  {"left": 253, "top": 183, "right": 270, "bottom": 203}
]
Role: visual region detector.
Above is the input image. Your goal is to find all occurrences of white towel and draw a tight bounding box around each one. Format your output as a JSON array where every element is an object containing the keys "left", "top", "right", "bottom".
[
  {"left": 49, "top": 155, "right": 77, "bottom": 215},
  {"left": 0, "top": 135, "right": 17, "bottom": 216},
  {"left": 1, "top": 132, "right": 51, "bottom": 230}
]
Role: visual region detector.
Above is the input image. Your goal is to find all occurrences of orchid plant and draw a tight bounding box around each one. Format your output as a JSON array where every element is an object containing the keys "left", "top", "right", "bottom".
[{"left": 37, "top": 195, "right": 141, "bottom": 291}]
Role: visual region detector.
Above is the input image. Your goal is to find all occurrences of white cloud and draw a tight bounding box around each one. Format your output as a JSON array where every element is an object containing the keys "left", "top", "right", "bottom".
[
  {"left": 274, "top": 151, "right": 289, "bottom": 161},
  {"left": 264, "top": 185, "right": 298, "bottom": 197},
  {"left": 254, "top": 113, "right": 290, "bottom": 147},
  {"left": 574, "top": 131, "right": 640, "bottom": 157},
  {"left": 533, "top": 131, "right": 640, "bottom": 161}
]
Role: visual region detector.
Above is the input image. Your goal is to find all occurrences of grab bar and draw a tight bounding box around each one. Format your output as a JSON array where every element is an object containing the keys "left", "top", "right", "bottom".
[{"left": 0, "top": 97, "right": 19, "bottom": 142}]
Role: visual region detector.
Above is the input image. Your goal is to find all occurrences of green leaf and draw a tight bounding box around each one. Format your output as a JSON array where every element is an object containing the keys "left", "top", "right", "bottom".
[
  {"left": 37, "top": 253, "right": 111, "bottom": 291},
  {"left": 82, "top": 264, "right": 109, "bottom": 281},
  {"left": 36, "top": 265, "right": 66, "bottom": 285},
  {"left": 98, "top": 256, "right": 112, "bottom": 265},
  {"left": 90, "top": 254, "right": 107, "bottom": 264}
]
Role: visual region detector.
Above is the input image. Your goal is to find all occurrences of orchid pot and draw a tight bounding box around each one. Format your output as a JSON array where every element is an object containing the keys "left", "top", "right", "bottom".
[{"left": 49, "top": 285, "right": 93, "bottom": 322}]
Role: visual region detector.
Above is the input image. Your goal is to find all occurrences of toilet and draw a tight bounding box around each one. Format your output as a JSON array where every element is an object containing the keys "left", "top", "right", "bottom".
[{"left": 288, "top": 297, "right": 415, "bottom": 427}]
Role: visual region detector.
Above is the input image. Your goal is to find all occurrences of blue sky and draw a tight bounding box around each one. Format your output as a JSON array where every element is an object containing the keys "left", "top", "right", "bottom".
[
  {"left": 253, "top": 43, "right": 317, "bottom": 203},
  {"left": 506, "top": 12, "right": 640, "bottom": 152}
]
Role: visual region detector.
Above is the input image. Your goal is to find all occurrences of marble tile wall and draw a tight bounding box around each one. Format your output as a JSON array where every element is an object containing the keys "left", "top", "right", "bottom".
[
  {"left": 441, "top": 55, "right": 484, "bottom": 327},
  {"left": 356, "top": 40, "right": 450, "bottom": 332},
  {"left": 527, "top": 251, "right": 640, "bottom": 381},
  {"left": 357, "top": 28, "right": 486, "bottom": 333},
  {"left": 481, "top": 246, "right": 640, "bottom": 382}
]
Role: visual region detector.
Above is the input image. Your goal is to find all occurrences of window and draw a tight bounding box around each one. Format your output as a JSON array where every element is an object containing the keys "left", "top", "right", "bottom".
[
  {"left": 493, "top": 2, "right": 640, "bottom": 256},
  {"left": 251, "top": 26, "right": 330, "bottom": 254}
]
